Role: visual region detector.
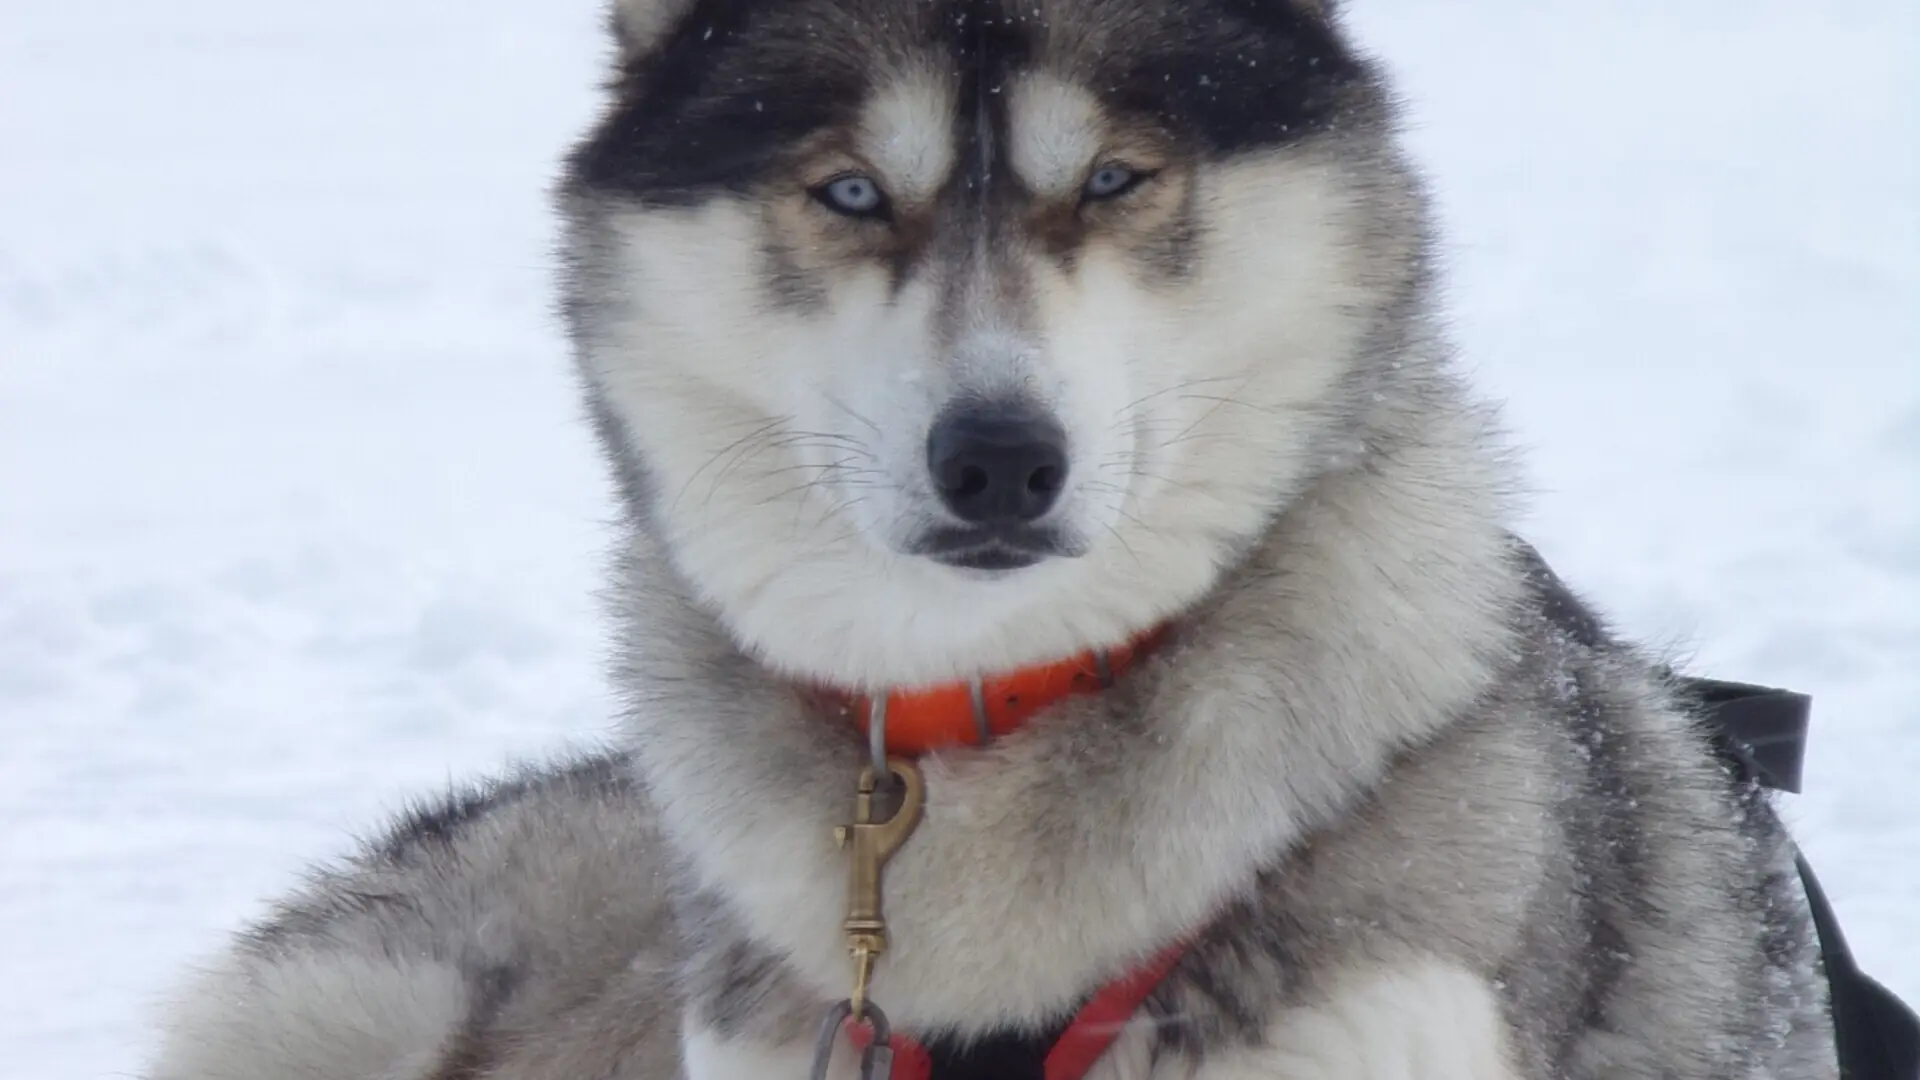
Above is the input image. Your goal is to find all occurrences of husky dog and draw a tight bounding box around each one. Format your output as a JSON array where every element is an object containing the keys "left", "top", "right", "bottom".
[{"left": 149, "top": 1, "right": 1841, "bottom": 1077}]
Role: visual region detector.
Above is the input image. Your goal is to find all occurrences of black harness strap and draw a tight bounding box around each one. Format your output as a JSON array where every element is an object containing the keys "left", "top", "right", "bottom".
[
  {"left": 1682, "top": 677, "right": 1919, "bottom": 1079},
  {"left": 1801, "top": 856, "right": 1920, "bottom": 1079},
  {"left": 1523, "top": 541, "right": 1919, "bottom": 1080},
  {"left": 917, "top": 1028, "right": 1057, "bottom": 1080}
]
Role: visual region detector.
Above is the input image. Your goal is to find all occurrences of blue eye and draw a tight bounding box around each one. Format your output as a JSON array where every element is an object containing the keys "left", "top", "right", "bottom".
[
  {"left": 1083, "top": 164, "right": 1145, "bottom": 201},
  {"left": 814, "top": 174, "right": 889, "bottom": 219}
]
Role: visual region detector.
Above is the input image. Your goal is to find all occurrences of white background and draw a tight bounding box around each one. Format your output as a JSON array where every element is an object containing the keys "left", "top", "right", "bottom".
[{"left": 2, "top": 1, "right": 1914, "bottom": 1074}]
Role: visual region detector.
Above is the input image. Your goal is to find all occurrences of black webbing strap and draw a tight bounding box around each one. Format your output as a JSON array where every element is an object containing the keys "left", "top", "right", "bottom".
[
  {"left": 918, "top": 1027, "right": 1057, "bottom": 1080},
  {"left": 1683, "top": 676, "right": 1811, "bottom": 795},
  {"left": 1521, "top": 540, "right": 1919, "bottom": 1079},
  {"left": 1798, "top": 846, "right": 1920, "bottom": 1080},
  {"left": 1683, "top": 678, "right": 1919, "bottom": 1078}
]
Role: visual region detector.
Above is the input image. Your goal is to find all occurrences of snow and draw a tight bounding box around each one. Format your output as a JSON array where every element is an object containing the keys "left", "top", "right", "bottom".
[{"left": 1, "top": 0, "right": 1913, "bottom": 1075}]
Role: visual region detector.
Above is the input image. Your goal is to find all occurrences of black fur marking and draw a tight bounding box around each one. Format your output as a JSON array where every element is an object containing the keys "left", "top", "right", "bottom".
[
  {"left": 568, "top": 0, "right": 871, "bottom": 204},
  {"left": 1568, "top": 668, "right": 1658, "bottom": 905},
  {"left": 1089, "top": 0, "right": 1368, "bottom": 155},
  {"left": 376, "top": 756, "right": 630, "bottom": 862},
  {"left": 425, "top": 963, "right": 521, "bottom": 1080},
  {"left": 1137, "top": 181, "right": 1202, "bottom": 283},
  {"left": 689, "top": 937, "right": 792, "bottom": 1037},
  {"left": 581, "top": 381, "right": 659, "bottom": 520},
  {"left": 677, "top": 888, "right": 821, "bottom": 1042},
  {"left": 1147, "top": 891, "right": 1310, "bottom": 1063},
  {"left": 759, "top": 235, "right": 829, "bottom": 310},
  {"left": 567, "top": 0, "right": 1374, "bottom": 207},
  {"left": 1755, "top": 864, "right": 1808, "bottom": 971},
  {"left": 941, "top": 0, "right": 1035, "bottom": 197},
  {"left": 239, "top": 885, "right": 422, "bottom": 955},
  {"left": 1570, "top": 911, "right": 1632, "bottom": 1051},
  {"left": 1518, "top": 544, "right": 1659, "bottom": 907},
  {"left": 242, "top": 757, "right": 634, "bottom": 955}
]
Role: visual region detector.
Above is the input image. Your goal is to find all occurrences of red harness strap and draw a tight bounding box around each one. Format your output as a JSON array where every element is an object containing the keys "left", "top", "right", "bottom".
[
  {"left": 845, "top": 943, "right": 1187, "bottom": 1080},
  {"left": 1040, "top": 943, "right": 1187, "bottom": 1080}
]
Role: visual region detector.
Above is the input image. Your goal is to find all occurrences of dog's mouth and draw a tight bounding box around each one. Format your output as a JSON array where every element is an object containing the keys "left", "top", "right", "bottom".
[{"left": 909, "top": 525, "right": 1085, "bottom": 572}]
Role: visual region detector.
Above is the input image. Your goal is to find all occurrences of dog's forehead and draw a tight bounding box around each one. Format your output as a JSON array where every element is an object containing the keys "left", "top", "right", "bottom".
[
  {"left": 853, "top": 69, "right": 1103, "bottom": 199},
  {"left": 833, "top": 0, "right": 1363, "bottom": 156},
  {"left": 570, "top": 0, "right": 1365, "bottom": 204},
  {"left": 838, "top": 0, "right": 1166, "bottom": 201}
]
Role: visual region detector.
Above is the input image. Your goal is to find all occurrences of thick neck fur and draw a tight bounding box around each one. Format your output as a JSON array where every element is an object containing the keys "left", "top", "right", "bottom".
[{"left": 610, "top": 352, "right": 1529, "bottom": 1032}]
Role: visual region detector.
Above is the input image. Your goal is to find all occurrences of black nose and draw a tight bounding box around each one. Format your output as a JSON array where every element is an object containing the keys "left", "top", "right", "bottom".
[{"left": 926, "top": 406, "right": 1069, "bottom": 525}]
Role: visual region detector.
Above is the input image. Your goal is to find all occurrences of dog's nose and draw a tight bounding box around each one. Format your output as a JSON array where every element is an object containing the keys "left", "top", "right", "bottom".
[{"left": 926, "top": 406, "right": 1069, "bottom": 525}]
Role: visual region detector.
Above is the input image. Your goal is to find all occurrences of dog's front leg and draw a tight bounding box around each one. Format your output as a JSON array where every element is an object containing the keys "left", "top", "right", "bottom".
[{"left": 1174, "top": 960, "right": 1521, "bottom": 1080}]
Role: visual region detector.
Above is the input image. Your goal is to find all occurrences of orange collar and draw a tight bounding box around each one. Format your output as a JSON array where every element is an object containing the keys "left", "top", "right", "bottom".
[{"left": 813, "top": 627, "right": 1168, "bottom": 756}]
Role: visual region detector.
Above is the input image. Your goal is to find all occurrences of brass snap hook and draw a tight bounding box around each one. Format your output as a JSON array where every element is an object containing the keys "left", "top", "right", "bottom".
[{"left": 833, "top": 758, "right": 924, "bottom": 1018}]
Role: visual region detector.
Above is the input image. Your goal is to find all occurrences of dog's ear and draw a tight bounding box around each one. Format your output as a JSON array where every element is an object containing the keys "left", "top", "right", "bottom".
[{"left": 609, "top": 0, "right": 700, "bottom": 62}]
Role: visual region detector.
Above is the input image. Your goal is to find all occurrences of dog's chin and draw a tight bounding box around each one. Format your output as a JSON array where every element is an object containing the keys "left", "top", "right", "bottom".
[
  {"left": 908, "top": 524, "right": 1086, "bottom": 578},
  {"left": 932, "top": 545, "right": 1046, "bottom": 575}
]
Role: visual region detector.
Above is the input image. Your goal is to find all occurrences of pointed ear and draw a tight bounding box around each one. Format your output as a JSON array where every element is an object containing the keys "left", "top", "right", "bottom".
[{"left": 609, "top": 0, "right": 700, "bottom": 62}]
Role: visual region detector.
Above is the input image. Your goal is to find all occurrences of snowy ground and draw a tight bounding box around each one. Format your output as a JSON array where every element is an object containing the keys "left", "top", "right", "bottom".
[{"left": 1, "top": 1, "right": 1913, "bottom": 1075}]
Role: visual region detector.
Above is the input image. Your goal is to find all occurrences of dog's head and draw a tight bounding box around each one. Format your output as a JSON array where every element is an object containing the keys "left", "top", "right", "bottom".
[{"left": 559, "top": 0, "right": 1424, "bottom": 688}]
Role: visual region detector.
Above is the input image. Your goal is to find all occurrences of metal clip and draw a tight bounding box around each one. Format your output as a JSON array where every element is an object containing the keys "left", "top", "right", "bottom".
[
  {"left": 808, "top": 999, "right": 896, "bottom": 1080},
  {"left": 831, "top": 758, "right": 923, "bottom": 1018}
]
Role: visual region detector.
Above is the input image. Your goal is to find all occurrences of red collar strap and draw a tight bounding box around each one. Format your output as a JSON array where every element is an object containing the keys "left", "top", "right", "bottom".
[
  {"left": 813, "top": 626, "right": 1168, "bottom": 757},
  {"left": 846, "top": 941, "right": 1187, "bottom": 1080}
]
